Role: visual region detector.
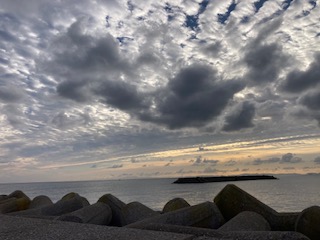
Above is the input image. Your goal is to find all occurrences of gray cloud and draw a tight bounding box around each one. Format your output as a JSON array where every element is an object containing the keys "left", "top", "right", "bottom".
[
  {"left": 192, "top": 155, "right": 219, "bottom": 166},
  {"left": 280, "top": 153, "right": 302, "bottom": 164},
  {"left": 223, "top": 101, "right": 255, "bottom": 132},
  {"left": 280, "top": 53, "right": 320, "bottom": 93},
  {"left": 93, "top": 80, "right": 149, "bottom": 112},
  {"left": 314, "top": 156, "right": 320, "bottom": 164},
  {"left": 203, "top": 167, "right": 220, "bottom": 173},
  {"left": 203, "top": 159, "right": 219, "bottom": 165},
  {"left": 0, "top": 29, "right": 17, "bottom": 42},
  {"left": 252, "top": 154, "right": 302, "bottom": 165},
  {"left": 0, "top": 86, "right": 25, "bottom": 103},
  {"left": 244, "top": 42, "right": 288, "bottom": 84},
  {"left": 109, "top": 164, "right": 123, "bottom": 169},
  {"left": 2, "top": 104, "right": 25, "bottom": 127},
  {"left": 299, "top": 90, "right": 320, "bottom": 111},
  {"left": 57, "top": 80, "right": 91, "bottom": 103},
  {"left": 130, "top": 158, "right": 139, "bottom": 163},
  {"left": 51, "top": 111, "right": 91, "bottom": 129},
  {"left": 252, "top": 157, "right": 280, "bottom": 165},
  {"left": 141, "top": 64, "right": 245, "bottom": 129},
  {"left": 224, "top": 160, "right": 237, "bottom": 166}
]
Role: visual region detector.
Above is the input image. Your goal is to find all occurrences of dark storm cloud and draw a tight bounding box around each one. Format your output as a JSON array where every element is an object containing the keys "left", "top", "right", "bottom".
[
  {"left": 93, "top": 80, "right": 148, "bottom": 111},
  {"left": 299, "top": 90, "right": 320, "bottom": 111},
  {"left": 49, "top": 18, "right": 135, "bottom": 105},
  {"left": 243, "top": 17, "right": 289, "bottom": 85},
  {"left": 314, "top": 156, "right": 320, "bottom": 164},
  {"left": 244, "top": 43, "right": 288, "bottom": 84},
  {"left": 51, "top": 20, "right": 125, "bottom": 73},
  {"left": 57, "top": 80, "right": 91, "bottom": 103},
  {"left": 141, "top": 64, "right": 245, "bottom": 129},
  {"left": 223, "top": 101, "right": 255, "bottom": 132},
  {"left": 280, "top": 53, "right": 320, "bottom": 93}
]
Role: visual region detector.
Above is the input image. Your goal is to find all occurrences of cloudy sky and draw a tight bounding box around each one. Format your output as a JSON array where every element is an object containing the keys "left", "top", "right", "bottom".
[{"left": 1, "top": 0, "right": 320, "bottom": 183}]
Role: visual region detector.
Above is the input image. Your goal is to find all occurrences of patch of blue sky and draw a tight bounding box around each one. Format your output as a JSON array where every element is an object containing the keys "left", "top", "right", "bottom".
[{"left": 217, "top": 0, "right": 237, "bottom": 24}]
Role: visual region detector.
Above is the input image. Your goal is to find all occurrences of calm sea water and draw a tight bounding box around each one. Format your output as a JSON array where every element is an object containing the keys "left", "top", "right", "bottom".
[{"left": 0, "top": 174, "right": 319, "bottom": 212}]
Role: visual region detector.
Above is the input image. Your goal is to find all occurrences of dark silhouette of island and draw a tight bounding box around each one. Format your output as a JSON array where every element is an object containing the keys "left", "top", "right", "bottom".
[{"left": 173, "top": 175, "right": 278, "bottom": 184}]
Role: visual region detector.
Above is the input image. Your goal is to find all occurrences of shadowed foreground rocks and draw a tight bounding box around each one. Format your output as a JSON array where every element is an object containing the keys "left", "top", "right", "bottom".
[{"left": 0, "top": 184, "right": 318, "bottom": 240}]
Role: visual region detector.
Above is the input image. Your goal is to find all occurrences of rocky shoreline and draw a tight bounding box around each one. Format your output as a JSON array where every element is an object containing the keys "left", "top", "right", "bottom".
[
  {"left": 0, "top": 184, "right": 318, "bottom": 240},
  {"left": 173, "top": 175, "right": 278, "bottom": 183}
]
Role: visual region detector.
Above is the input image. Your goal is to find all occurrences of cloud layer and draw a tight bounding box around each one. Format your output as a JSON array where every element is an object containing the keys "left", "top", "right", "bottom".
[{"left": 1, "top": 0, "right": 320, "bottom": 181}]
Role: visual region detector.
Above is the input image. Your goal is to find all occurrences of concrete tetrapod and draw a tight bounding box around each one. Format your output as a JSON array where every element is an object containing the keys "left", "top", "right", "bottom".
[
  {"left": 126, "top": 201, "right": 225, "bottom": 229},
  {"left": 162, "top": 198, "right": 191, "bottom": 213},
  {"left": 0, "top": 197, "right": 31, "bottom": 214},
  {"left": 214, "top": 184, "right": 299, "bottom": 230},
  {"left": 218, "top": 211, "right": 271, "bottom": 231},
  {"left": 121, "top": 201, "right": 160, "bottom": 226},
  {"left": 29, "top": 195, "right": 53, "bottom": 209},
  {"left": 0, "top": 190, "right": 31, "bottom": 213},
  {"left": 295, "top": 206, "right": 320, "bottom": 240},
  {"left": 56, "top": 202, "right": 112, "bottom": 225},
  {"left": 98, "top": 193, "right": 127, "bottom": 226},
  {"left": 133, "top": 223, "right": 310, "bottom": 240},
  {"left": 9, "top": 194, "right": 88, "bottom": 217}
]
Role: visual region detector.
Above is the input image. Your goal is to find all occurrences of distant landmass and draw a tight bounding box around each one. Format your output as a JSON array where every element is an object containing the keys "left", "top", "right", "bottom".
[{"left": 173, "top": 175, "right": 278, "bottom": 184}]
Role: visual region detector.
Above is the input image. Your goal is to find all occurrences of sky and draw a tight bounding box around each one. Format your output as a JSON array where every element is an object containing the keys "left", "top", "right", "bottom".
[{"left": 1, "top": 0, "right": 320, "bottom": 183}]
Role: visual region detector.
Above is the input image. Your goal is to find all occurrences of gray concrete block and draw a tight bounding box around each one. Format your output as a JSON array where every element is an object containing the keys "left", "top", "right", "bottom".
[
  {"left": 57, "top": 192, "right": 90, "bottom": 206},
  {"left": 29, "top": 195, "right": 53, "bottom": 209},
  {"left": 295, "top": 206, "right": 320, "bottom": 240},
  {"left": 98, "top": 193, "right": 127, "bottom": 226},
  {"left": 9, "top": 194, "right": 87, "bottom": 217},
  {"left": 129, "top": 223, "right": 226, "bottom": 238},
  {"left": 214, "top": 184, "right": 299, "bottom": 231},
  {"left": 218, "top": 211, "right": 270, "bottom": 231},
  {"left": 7, "top": 190, "right": 30, "bottom": 200},
  {"left": 56, "top": 202, "right": 112, "bottom": 225},
  {"left": 0, "top": 197, "right": 31, "bottom": 213},
  {"left": 0, "top": 195, "right": 7, "bottom": 201},
  {"left": 126, "top": 201, "right": 225, "bottom": 229},
  {"left": 163, "top": 198, "right": 190, "bottom": 213},
  {"left": 121, "top": 201, "right": 160, "bottom": 225},
  {"left": 131, "top": 223, "right": 310, "bottom": 240}
]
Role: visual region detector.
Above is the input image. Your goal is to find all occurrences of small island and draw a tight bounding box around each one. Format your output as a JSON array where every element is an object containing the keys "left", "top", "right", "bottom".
[{"left": 173, "top": 175, "right": 278, "bottom": 184}]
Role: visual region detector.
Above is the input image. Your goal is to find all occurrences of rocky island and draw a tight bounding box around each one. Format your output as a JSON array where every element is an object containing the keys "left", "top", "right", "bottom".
[{"left": 173, "top": 175, "right": 278, "bottom": 183}]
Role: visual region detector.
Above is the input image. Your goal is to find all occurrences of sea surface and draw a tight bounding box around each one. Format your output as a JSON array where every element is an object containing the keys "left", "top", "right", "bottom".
[{"left": 0, "top": 174, "right": 319, "bottom": 212}]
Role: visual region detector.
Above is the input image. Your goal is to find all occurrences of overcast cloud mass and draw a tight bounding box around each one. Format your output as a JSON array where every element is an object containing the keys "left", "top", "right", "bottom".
[{"left": 0, "top": 0, "right": 320, "bottom": 182}]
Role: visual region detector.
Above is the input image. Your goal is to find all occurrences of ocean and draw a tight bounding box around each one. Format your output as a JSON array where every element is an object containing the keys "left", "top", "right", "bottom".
[{"left": 0, "top": 174, "right": 319, "bottom": 212}]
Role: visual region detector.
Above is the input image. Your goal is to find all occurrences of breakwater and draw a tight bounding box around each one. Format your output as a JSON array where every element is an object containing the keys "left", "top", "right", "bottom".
[
  {"left": 0, "top": 184, "right": 318, "bottom": 240},
  {"left": 173, "top": 175, "right": 278, "bottom": 183}
]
